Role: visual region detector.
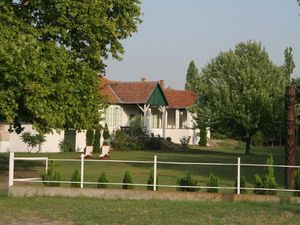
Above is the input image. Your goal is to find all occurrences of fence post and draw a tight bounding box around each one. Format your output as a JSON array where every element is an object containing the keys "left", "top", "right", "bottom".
[
  {"left": 237, "top": 157, "right": 241, "bottom": 195},
  {"left": 45, "top": 158, "right": 49, "bottom": 173},
  {"left": 153, "top": 155, "right": 157, "bottom": 191},
  {"left": 8, "top": 151, "right": 14, "bottom": 188},
  {"left": 80, "top": 154, "right": 84, "bottom": 188}
]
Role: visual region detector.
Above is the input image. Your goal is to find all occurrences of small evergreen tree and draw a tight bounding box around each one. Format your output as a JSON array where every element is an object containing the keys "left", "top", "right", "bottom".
[
  {"left": 103, "top": 124, "right": 110, "bottom": 144},
  {"left": 198, "top": 127, "right": 207, "bottom": 146},
  {"left": 234, "top": 176, "right": 247, "bottom": 194},
  {"left": 206, "top": 173, "right": 219, "bottom": 193},
  {"left": 147, "top": 169, "right": 158, "bottom": 191},
  {"left": 254, "top": 155, "right": 278, "bottom": 195},
  {"left": 97, "top": 172, "right": 108, "bottom": 189},
  {"left": 93, "top": 128, "right": 101, "bottom": 153},
  {"left": 70, "top": 170, "right": 80, "bottom": 188},
  {"left": 177, "top": 173, "right": 198, "bottom": 192},
  {"left": 293, "top": 169, "right": 300, "bottom": 196},
  {"left": 122, "top": 171, "right": 134, "bottom": 189},
  {"left": 86, "top": 129, "right": 95, "bottom": 146},
  {"left": 41, "top": 162, "right": 61, "bottom": 187},
  {"left": 185, "top": 60, "right": 199, "bottom": 91}
]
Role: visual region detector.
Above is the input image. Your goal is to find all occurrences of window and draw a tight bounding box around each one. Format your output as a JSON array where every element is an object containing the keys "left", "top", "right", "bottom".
[{"left": 105, "top": 106, "right": 122, "bottom": 127}]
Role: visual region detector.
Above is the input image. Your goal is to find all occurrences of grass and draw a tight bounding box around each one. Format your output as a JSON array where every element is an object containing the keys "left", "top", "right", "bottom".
[
  {"left": 0, "top": 193, "right": 300, "bottom": 225},
  {"left": 1, "top": 143, "right": 300, "bottom": 193}
]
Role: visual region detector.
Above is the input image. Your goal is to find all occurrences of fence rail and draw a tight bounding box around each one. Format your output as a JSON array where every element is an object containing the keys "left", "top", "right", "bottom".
[{"left": 8, "top": 152, "right": 300, "bottom": 194}]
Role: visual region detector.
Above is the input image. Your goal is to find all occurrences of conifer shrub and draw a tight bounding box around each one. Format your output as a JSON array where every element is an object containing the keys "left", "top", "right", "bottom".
[
  {"left": 234, "top": 176, "right": 247, "bottom": 194},
  {"left": 198, "top": 127, "right": 207, "bottom": 146},
  {"left": 93, "top": 128, "right": 101, "bottom": 153},
  {"left": 70, "top": 169, "right": 80, "bottom": 188},
  {"left": 177, "top": 173, "right": 198, "bottom": 192},
  {"left": 86, "top": 129, "right": 95, "bottom": 146},
  {"left": 206, "top": 173, "right": 219, "bottom": 193},
  {"left": 254, "top": 155, "right": 278, "bottom": 195},
  {"left": 293, "top": 168, "right": 300, "bottom": 196},
  {"left": 122, "top": 171, "right": 134, "bottom": 189},
  {"left": 102, "top": 124, "right": 110, "bottom": 144},
  {"left": 147, "top": 169, "right": 158, "bottom": 190},
  {"left": 97, "top": 172, "right": 108, "bottom": 189},
  {"left": 41, "top": 162, "right": 61, "bottom": 187}
]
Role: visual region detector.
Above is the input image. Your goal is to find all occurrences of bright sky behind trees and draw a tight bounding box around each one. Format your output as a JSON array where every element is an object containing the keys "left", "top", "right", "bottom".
[{"left": 106, "top": 0, "right": 300, "bottom": 89}]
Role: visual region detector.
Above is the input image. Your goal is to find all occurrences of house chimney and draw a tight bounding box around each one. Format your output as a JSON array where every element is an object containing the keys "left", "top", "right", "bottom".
[
  {"left": 159, "top": 80, "right": 165, "bottom": 89},
  {"left": 141, "top": 77, "right": 147, "bottom": 82}
]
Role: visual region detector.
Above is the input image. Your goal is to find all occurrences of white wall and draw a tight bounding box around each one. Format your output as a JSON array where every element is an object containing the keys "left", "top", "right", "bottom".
[{"left": 0, "top": 124, "right": 65, "bottom": 153}]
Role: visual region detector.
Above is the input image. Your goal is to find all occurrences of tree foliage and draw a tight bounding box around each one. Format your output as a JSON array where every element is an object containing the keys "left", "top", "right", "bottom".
[
  {"left": 0, "top": 1, "right": 142, "bottom": 133},
  {"left": 185, "top": 60, "right": 199, "bottom": 91},
  {"left": 192, "top": 41, "right": 289, "bottom": 154}
]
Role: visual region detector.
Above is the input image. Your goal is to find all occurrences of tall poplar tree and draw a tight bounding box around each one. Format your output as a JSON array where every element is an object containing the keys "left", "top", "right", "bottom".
[{"left": 185, "top": 60, "right": 199, "bottom": 91}]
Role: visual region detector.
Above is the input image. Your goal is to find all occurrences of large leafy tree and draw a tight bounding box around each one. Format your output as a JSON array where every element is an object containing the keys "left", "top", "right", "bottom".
[
  {"left": 0, "top": 1, "right": 142, "bottom": 133},
  {"left": 193, "top": 41, "right": 289, "bottom": 154},
  {"left": 185, "top": 60, "right": 199, "bottom": 91}
]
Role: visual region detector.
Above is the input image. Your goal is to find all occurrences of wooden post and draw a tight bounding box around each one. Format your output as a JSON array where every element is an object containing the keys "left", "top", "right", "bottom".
[{"left": 285, "top": 85, "right": 297, "bottom": 189}]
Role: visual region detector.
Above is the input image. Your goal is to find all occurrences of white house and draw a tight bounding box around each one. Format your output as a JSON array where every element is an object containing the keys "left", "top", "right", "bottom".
[{"left": 0, "top": 78, "right": 208, "bottom": 153}]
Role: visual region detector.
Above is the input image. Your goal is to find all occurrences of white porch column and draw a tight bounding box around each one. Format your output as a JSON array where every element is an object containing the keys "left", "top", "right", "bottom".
[
  {"left": 175, "top": 109, "right": 180, "bottom": 129},
  {"left": 162, "top": 106, "right": 167, "bottom": 138}
]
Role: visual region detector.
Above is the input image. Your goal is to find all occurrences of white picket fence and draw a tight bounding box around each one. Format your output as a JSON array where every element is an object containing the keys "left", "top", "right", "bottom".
[{"left": 8, "top": 152, "right": 300, "bottom": 194}]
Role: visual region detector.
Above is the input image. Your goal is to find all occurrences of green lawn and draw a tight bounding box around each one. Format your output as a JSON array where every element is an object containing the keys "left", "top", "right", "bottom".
[
  {"left": 0, "top": 191, "right": 300, "bottom": 225},
  {"left": 1, "top": 143, "right": 299, "bottom": 193}
]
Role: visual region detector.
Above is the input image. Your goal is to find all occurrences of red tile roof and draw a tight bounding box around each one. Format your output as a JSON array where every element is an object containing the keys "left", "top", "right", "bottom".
[
  {"left": 101, "top": 78, "right": 160, "bottom": 104},
  {"left": 163, "top": 89, "right": 198, "bottom": 109},
  {"left": 101, "top": 77, "right": 198, "bottom": 108}
]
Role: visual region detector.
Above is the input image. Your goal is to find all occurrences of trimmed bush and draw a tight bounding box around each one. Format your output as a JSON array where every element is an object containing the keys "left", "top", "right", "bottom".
[
  {"left": 166, "top": 137, "right": 172, "bottom": 142},
  {"left": 234, "top": 176, "right": 247, "bottom": 194},
  {"left": 70, "top": 170, "right": 80, "bottom": 188},
  {"left": 293, "top": 169, "right": 300, "bottom": 196},
  {"left": 147, "top": 170, "right": 158, "bottom": 191},
  {"left": 254, "top": 155, "right": 278, "bottom": 195},
  {"left": 198, "top": 127, "right": 207, "bottom": 146},
  {"left": 21, "top": 132, "right": 46, "bottom": 152},
  {"left": 103, "top": 124, "right": 110, "bottom": 143},
  {"left": 93, "top": 128, "right": 101, "bottom": 153},
  {"left": 177, "top": 173, "right": 198, "bottom": 192},
  {"left": 97, "top": 172, "right": 108, "bottom": 189},
  {"left": 59, "top": 139, "right": 72, "bottom": 152},
  {"left": 86, "top": 129, "right": 94, "bottom": 146},
  {"left": 41, "top": 162, "right": 61, "bottom": 187},
  {"left": 122, "top": 171, "right": 134, "bottom": 189},
  {"left": 206, "top": 173, "right": 219, "bottom": 193}
]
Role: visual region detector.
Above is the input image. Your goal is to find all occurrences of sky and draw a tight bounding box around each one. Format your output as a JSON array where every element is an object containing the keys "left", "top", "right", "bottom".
[{"left": 105, "top": 0, "right": 300, "bottom": 90}]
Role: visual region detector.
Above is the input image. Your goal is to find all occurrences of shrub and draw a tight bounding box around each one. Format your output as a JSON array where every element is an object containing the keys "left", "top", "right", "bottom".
[
  {"left": 70, "top": 170, "right": 80, "bottom": 188},
  {"left": 86, "top": 129, "right": 94, "bottom": 146},
  {"left": 59, "top": 139, "right": 72, "bottom": 152},
  {"left": 21, "top": 132, "right": 46, "bottom": 152},
  {"left": 177, "top": 173, "right": 198, "bottom": 192},
  {"left": 166, "top": 137, "right": 172, "bottom": 142},
  {"left": 144, "top": 136, "right": 161, "bottom": 150},
  {"left": 111, "top": 130, "right": 128, "bottom": 150},
  {"left": 93, "top": 128, "right": 101, "bottom": 153},
  {"left": 180, "top": 136, "right": 190, "bottom": 146},
  {"left": 122, "top": 171, "right": 134, "bottom": 189},
  {"left": 102, "top": 124, "right": 110, "bottom": 142},
  {"left": 252, "top": 130, "right": 264, "bottom": 146},
  {"left": 234, "top": 176, "right": 247, "bottom": 194},
  {"left": 97, "top": 172, "right": 108, "bottom": 189},
  {"left": 206, "top": 173, "right": 219, "bottom": 193},
  {"left": 147, "top": 170, "right": 158, "bottom": 191},
  {"left": 293, "top": 169, "right": 300, "bottom": 196},
  {"left": 129, "top": 115, "right": 145, "bottom": 137},
  {"left": 254, "top": 155, "right": 278, "bottom": 195},
  {"left": 198, "top": 127, "right": 207, "bottom": 146},
  {"left": 41, "top": 162, "right": 61, "bottom": 187}
]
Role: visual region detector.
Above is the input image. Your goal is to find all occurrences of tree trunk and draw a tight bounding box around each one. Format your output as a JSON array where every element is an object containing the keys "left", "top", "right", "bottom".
[{"left": 245, "top": 136, "right": 251, "bottom": 155}]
